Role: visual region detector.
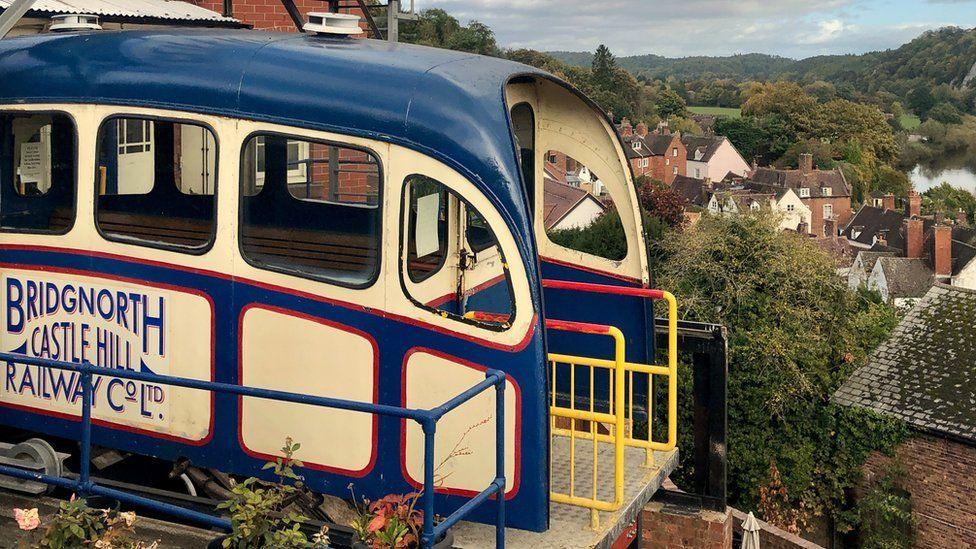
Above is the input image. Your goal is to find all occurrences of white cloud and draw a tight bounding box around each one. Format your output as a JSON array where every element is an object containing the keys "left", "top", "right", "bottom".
[{"left": 418, "top": 0, "right": 973, "bottom": 58}]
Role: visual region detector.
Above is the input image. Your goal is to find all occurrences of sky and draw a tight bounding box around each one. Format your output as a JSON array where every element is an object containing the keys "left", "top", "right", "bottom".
[{"left": 420, "top": 0, "right": 976, "bottom": 59}]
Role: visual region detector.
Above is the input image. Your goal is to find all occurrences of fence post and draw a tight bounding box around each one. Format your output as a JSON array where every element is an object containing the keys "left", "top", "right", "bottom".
[
  {"left": 421, "top": 417, "right": 437, "bottom": 548},
  {"left": 493, "top": 371, "right": 506, "bottom": 549}
]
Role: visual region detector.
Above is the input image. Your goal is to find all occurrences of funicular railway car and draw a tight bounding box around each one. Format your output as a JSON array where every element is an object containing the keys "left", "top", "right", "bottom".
[{"left": 0, "top": 19, "right": 678, "bottom": 546}]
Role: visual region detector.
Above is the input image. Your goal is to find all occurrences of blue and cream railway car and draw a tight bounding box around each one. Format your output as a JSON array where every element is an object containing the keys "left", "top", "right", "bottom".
[{"left": 0, "top": 24, "right": 677, "bottom": 536}]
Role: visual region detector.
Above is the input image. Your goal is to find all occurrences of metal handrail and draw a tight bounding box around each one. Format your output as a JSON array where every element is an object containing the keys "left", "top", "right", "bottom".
[{"left": 0, "top": 351, "right": 507, "bottom": 548}]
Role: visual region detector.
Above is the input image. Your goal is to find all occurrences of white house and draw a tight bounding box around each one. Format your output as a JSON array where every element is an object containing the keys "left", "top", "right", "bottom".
[
  {"left": 543, "top": 179, "right": 606, "bottom": 231},
  {"left": 866, "top": 257, "right": 934, "bottom": 308},
  {"left": 681, "top": 135, "right": 751, "bottom": 181},
  {"left": 771, "top": 188, "right": 812, "bottom": 233}
]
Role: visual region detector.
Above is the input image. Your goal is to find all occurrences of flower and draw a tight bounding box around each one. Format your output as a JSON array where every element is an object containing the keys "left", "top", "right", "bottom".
[
  {"left": 13, "top": 508, "right": 40, "bottom": 531},
  {"left": 119, "top": 511, "right": 137, "bottom": 527}
]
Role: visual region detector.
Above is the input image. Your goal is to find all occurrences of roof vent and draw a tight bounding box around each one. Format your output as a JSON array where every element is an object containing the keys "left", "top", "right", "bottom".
[
  {"left": 49, "top": 14, "right": 101, "bottom": 32},
  {"left": 303, "top": 12, "right": 361, "bottom": 36}
]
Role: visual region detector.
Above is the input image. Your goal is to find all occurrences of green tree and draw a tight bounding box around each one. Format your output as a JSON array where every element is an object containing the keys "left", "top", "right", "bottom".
[
  {"left": 928, "top": 102, "right": 964, "bottom": 125},
  {"left": 907, "top": 85, "right": 935, "bottom": 118},
  {"left": 591, "top": 44, "right": 617, "bottom": 90},
  {"left": 656, "top": 213, "right": 906, "bottom": 531},
  {"left": 655, "top": 87, "right": 688, "bottom": 119}
]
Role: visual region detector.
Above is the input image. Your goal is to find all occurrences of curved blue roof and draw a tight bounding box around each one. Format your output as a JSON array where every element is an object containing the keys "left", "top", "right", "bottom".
[{"left": 0, "top": 29, "right": 550, "bottom": 272}]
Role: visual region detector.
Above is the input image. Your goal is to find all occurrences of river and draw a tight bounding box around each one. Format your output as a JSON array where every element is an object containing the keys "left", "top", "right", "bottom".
[{"left": 908, "top": 162, "right": 976, "bottom": 194}]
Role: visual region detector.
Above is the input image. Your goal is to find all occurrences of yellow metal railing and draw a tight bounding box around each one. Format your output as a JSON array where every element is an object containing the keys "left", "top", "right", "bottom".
[{"left": 543, "top": 283, "right": 678, "bottom": 529}]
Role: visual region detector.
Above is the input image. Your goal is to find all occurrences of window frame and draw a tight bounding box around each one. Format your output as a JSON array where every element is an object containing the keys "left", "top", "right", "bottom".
[
  {"left": 93, "top": 113, "right": 220, "bottom": 256},
  {"left": 0, "top": 109, "right": 78, "bottom": 236},
  {"left": 398, "top": 173, "right": 517, "bottom": 333},
  {"left": 238, "top": 129, "right": 384, "bottom": 290}
]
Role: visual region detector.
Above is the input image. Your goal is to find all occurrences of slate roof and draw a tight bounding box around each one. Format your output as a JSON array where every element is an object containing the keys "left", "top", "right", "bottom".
[
  {"left": 681, "top": 135, "right": 725, "bottom": 162},
  {"left": 855, "top": 250, "right": 896, "bottom": 276},
  {"left": 951, "top": 225, "right": 976, "bottom": 276},
  {"left": 749, "top": 166, "right": 850, "bottom": 198},
  {"left": 835, "top": 284, "right": 976, "bottom": 444},
  {"left": 876, "top": 257, "right": 934, "bottom": 298},
  {"left": 670, "top": 175, "right": 710, "bottom": 207},
  {"left": 843, "top": 205, "right": 929, "bottom": 250},
  {"left": 542, "top": 179, "right": 603, "bottom": 230},
  {"left": 621, "top": 133, "right": 676, "bottom": 159}
]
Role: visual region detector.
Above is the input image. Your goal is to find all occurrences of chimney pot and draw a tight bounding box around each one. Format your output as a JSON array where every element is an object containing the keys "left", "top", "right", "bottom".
[
  {"left": 636, "top": 122, "right": 648, "bottom": 137},
  {"left": 958, "top": 208, "right": 969, "bottom": 226}
]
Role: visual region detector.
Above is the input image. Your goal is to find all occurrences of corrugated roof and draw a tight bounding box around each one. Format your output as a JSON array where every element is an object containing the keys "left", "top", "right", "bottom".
[{"left": 0, "top": 0, "right": 240, "bottom": 24}]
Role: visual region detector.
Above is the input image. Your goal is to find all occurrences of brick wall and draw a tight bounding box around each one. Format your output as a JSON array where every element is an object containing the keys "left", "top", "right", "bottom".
[
  {"left": 861, "top": 433, "right": 976, "bottom": 548},
  {"left": 804, "top": 196, "right": 852, "bottom": 238},
  {"left": 729, "top": 508, "right": 824, "bottom": 549},
  {"left": 188, "top": 1, "right": 365, "bottom": 32},
  {"left": 640, "top": 501, "right": 732, "bottom": 549}
]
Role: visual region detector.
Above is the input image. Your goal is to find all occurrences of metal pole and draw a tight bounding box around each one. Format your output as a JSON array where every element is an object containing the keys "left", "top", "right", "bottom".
[
  {"left": 222, "top": 0, "right": 233, "bottom": 18},
  {"left": 79, "top": 371, "right": 93, "bottom": 492},
  {"left": 493, "top": 373, "right": 506, "bottom": 549},
  {"left": 0, "top": 0, "right": 38, "bottom": 39},
  {"left": 421, "top": 418, "right": 436, "bottom": 548},
  {"left": 387, "top": 0, "right": 399, "bottom": 43}
]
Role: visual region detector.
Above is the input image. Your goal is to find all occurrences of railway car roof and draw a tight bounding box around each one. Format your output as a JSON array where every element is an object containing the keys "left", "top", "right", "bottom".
[{"left": 0, "top": 29, "right": 550, "bottom": 257}]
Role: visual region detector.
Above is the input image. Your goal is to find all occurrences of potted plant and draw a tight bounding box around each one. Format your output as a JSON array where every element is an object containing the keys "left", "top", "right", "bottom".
[
  {"left": 14, "top": 495, "right": 159, "bottom": 549},
  {"left": 348, "top": 487, "right": 452, "bottom": 549}
]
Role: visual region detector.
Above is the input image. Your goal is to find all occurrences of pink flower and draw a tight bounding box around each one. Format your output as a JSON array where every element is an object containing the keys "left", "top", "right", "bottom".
[{"left": 14, "top": 508, "right": 40, "bottom": 531}]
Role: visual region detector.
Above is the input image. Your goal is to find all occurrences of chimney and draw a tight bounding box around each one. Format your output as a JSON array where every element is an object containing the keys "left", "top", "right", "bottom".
[
  {"left": 958, "top": 208, "right": 968, "bottom": 226},
  {"left": 877, "top": 233, "right": 887, "bottom": 248},
  {"left": 904, "top": 218, "right": 924, "bottom": 259},
  {"left": 620, "top": 117, "right": 633, "bottom": 137},
  {"left": 934, "top": 224, "right": 952, "bottom": 278},
  {"left": 907, "top": 189, "right": 921, "bottom": 218},
  {"left": 636, "top": 122, "right": 648, "bottom": 137},
  {"left": 798, "top": 153, "right": 813, "bottom": 174},
  {"left": 824, "top": 218, "right": 838, "bottom": 239},
  {"left": 657, "top": 120, "right": 670, "bottom": 135},
  {"left": 798, "top": 221, "right": 809, "bottom": 235},
  {"left": 935, "top": 211, "right": 945, "bottom": 224},
  {"left": 882, "top": 193, "right": 895, "bottom": 212}
]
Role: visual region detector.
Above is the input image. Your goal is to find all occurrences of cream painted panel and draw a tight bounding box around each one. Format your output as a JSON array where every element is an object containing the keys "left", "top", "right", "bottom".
[
  {"left": 240, "top": 305, "right": 377, "bottom": 474},
  {"left": 403, "top": 350, "right": 518, "bottom": 495},
  {"left": 0, "top": 267, "right": 213, "bottom": 442},
  {"left": 386, "top": 145, "right": 534, "bottom": 347},
  {"left": 507, "top": 80, "right": 648, "bottom": 284}
]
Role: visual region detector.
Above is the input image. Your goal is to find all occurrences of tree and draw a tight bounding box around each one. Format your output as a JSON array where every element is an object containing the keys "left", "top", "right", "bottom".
[
  {"left": 927, "top": 102, "right": 963, "bottom": 125},
  {"left": 656, "top": 213, "right": 905, "bottom": 531},
  {"left": 636, "top": 176, "right": 685, "bottom": 227},
  {"left": 907, "top": 85, "right": 935, "bottom": 118},
  {"left": 591, "top": 44, "right": 617, "bottom": 90},
  {"left": 655, "top": 87, "right": 688, "bottom": 119}
]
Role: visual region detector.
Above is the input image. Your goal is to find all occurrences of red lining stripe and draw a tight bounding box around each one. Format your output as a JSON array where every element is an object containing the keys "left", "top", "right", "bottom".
[{"left": 542, "top": 279, "right": 666, "bottom": 300}]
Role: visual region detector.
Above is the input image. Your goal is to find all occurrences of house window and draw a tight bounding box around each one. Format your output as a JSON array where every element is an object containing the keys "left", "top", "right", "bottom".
[
  {"left": 672, "top": 147, "right": 678, "bottom": 157},
  {"left": 95, "top": 116, "right": 217, "bottom": 251},
  {"left": 0, "top": 112, "right": 76, "bottom": 234},
  {"left": 799, "top": 188, "right": 810, "bottom": 198},
  {"left": 254, "top": 136, "right": 309, "bottom": 185},
  {"left": 547, "top": 152, "right": 557, "bottom": 164},
  {"left": 786, "top": 204, "right": 795, "bottom": 212},
  {"left": 694, "top": 168, "right": 701, "bottom": 178},
  {"left": 821, "top": 186, "right": 831, "bottom": 196},
  {"left": 666, "top": 158, "right": 670, "bottom": 166},
  {"left": 823, "top": 203, "right": 833, "bottom": 218},
  {"left": 241, "top": 133, "right": 381, "bottom": 287},
  {"left": 673, "top": 166, "right": 678, "bottom": 175},
  {"left": 750, "top": 202, "right": 760, "bottom": 211},
  {"left": 632, "top": 141, "right": 641, "bottom": 151}
]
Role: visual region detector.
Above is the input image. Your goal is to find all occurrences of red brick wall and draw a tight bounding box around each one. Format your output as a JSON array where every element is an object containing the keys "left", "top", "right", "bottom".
[
  {"left": 729, "top": 508, "right": 824, "bottom": 549},
  {"left": 804, "top": 196, "right": 852, "bottom": 238},
  {"left": 640, "top": 502, "right": 732, "bottom": 549},
  {"left": 861, "top": 433, "right": 976, "bottom": 548},
  {"left": 189, "top": 1, "right": 365, "bottom": 32}
]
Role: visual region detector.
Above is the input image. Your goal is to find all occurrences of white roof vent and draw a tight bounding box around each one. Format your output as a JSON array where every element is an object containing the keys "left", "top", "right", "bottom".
[
  {"left": 49, "top": 14, "right": 101, "bottom": 32},
  {"left": 304, "top": 12, "right": 361, "bottom": 36}
]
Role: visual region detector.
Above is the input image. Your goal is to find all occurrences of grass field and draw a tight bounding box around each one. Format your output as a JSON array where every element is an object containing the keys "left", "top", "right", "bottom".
[
  {"left": 899, "top": 114, "right": 922, "bottom": 131},
  {"left": 689, "top": 106, "right": 742, "bottom": 118}
]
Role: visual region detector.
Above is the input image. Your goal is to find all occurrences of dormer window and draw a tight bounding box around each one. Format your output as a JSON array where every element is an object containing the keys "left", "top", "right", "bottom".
[
  {"left": 821, "top": 186, "right": 831, "bottom": 196},
  {"left": 632, "top": 141, "right": 641, "bottom": 151},
  {"left": 750, "top": 201, "right": 760, "bottom": 211},
  {"left": 799, "top": 188, "right": 810, "bottom": 198}
]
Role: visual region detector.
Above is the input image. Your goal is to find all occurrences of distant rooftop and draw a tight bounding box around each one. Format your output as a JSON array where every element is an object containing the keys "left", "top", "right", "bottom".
[
  {"left": 835, "top": 284, "right": 976, "bottom": 445},
  {"left": 0, "top": 0, "right": 243, "bottom": 26}
]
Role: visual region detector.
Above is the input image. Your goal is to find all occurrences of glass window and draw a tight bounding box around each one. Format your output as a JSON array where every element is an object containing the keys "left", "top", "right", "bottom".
[
  {"left": 96, "top": 117, "right": 216, "bottom": 251},
  {"left": 403, "top": 175, "right": 514, "bottom": 329},
  {"left": 510, "top": 103, "right": 535, "bottom": 219},
  {"left": 241, "top": 134, "right": 381, "bottom": 287},
  {"left": 544, "top": 150, "right": 626, "bottom": 261},
  {"left": 0, "top": 112, "right": 76, "bottom": 233}
]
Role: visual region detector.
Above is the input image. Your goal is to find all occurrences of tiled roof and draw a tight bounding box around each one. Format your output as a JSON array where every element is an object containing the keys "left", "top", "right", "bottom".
[
  {"left": 542, "top": 179, "right": 601, "bottom": 230},
  {"left": 835, "top": 284, "right": 976, "bottom": 444},
  {"left": 749, "top": 166, "right": 850, "bottom": 198},
  {"left": 876, "top": 257, "right": 934, "bottom": 298},
  {"left": 670, "top": 175, "right": 709, "bottom": 207},
  {"left": 621, "top": 133, "right": 676, "bottom": 159},
  {"left": 681, "top": 135, "right": 724, "bottom": 163},
  {"left": 856, "top": 250, "right": 896, "bottom": 276},
  {"left": 843, "top": 205, "right": 926, "bottom": 250},
  {"left": 0, "top": 0, "right": 242, "bottom": 24}
]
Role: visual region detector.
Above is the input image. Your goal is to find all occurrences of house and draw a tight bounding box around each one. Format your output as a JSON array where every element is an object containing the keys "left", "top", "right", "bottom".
[
  {"left": 866, "top": 256, "right": 934, "bottom": 307},
  {"left": 0, "top": 0, "right": 243, "bottom": 35},
  {"left": 849, "top": 251, "right": 896, "bottom": 291},
  {"left": 542, "top": 179, "right": 606, "bottom": 231},
  {"left": 746, "top": 153, "right": 853, "bottom": 238},
  {"left": 618, "top": 119, "right": 686, "bottom": 184},
  {"left": 676, "top": 174, "right": 812, "bottom": 232},
  {"left": 834, "top": 284, "right": 976, "bottom": 548},
  {"left": 680, "top": 135, "right": 750, "bottom": 181},
  {"left": 670, "top": 174, "right": 712, "bottom": 210}
]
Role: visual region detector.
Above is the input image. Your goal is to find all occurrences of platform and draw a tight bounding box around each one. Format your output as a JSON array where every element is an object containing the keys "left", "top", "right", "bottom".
[{"left": 453, "top": 438, "right": 679, "bottom": 549}]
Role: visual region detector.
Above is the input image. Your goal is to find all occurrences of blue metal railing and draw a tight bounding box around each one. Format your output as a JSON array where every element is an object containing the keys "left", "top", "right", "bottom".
[{"left": 0, "top": 352, "right": 507, "bottom": 548}]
